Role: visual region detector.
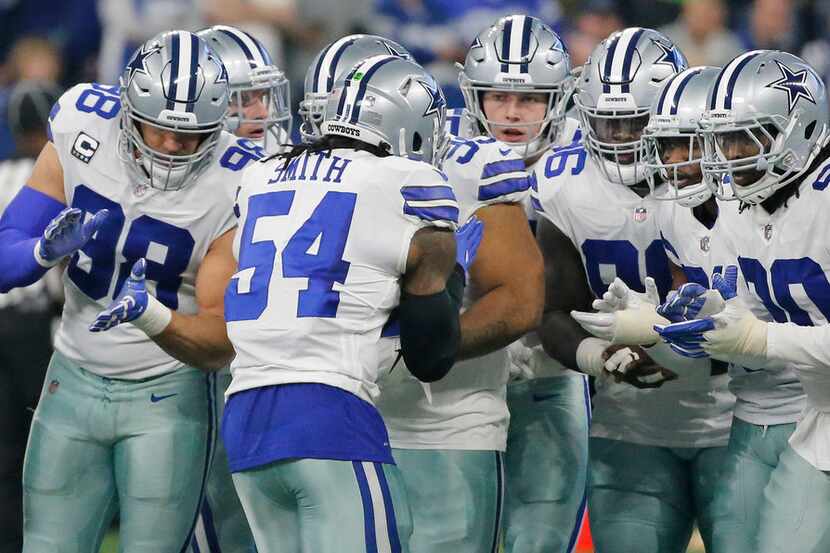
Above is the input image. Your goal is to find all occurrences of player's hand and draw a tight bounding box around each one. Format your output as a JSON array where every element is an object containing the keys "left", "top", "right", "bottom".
[
  {"left": 89, "top": 259, "right": 149, "bottom": 332},
  {"left": 455, "top": 216, "right": 484, "bottom": 277},
  {"left": 702, "top": 267, "right": 767, "bottom": 360},
  {"left": 602, "top": 344, "right": 678, "bottom": 389},
  {"left": 572, "top": 277, "right": 667, "bottom": 345},
  {"left": 36, "top": 208, "right": 109, "bottom": 266}
]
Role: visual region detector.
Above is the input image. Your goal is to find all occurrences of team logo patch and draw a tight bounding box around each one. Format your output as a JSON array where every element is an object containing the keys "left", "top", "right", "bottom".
[
  {"left": 634, "top": 206, "right": 648, "bottom": 222},
  {"left": 700, "top": 236, "right": 710, "bottom": 252},
  {"left": 763, "top": 223, "right": 774, "bottom": 241},
  {"left": 71, "top": 132, "right": 100, "bottom": 164}
]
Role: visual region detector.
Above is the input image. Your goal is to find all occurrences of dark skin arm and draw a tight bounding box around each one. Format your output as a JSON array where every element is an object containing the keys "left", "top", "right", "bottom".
[
  {"left": 458, "top": 203, "right": 544, "bottom": 360},
  {"left": 403, "top": 226, "right": 456, "bottom": 294},
  {"left": 535, "top": 217, "right": 594, "bottom": 369}
]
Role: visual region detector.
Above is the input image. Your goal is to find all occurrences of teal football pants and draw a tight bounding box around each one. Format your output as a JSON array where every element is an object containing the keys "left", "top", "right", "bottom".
[
  {"left": 503, "top": 374, "right": 590, "bottom": 553},
  {"left": 191, "top": 372, "right": 255, "bottom": 553},
  {"left": 392, "top": 449, "right": 503, "bottom": 553},
  {"left": 588, "top": 437, "right": 728, "bottom": 553},
  {"left": 232, "top": 458, "right": 411, "bottom": 553},
  {"left": 708, "top": 417, "right": 795, "bottom": 553},
  {"left": 22, "top": 351, "right": 216, "bottom": 553},
  {"left": 757, "top": 443, "right": 830, "bottom": 553}
]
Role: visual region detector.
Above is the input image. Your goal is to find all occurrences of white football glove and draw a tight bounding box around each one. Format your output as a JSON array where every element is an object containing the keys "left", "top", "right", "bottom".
[
  {"left": 571, "top": 277, "right": 668, "bottom": 345},
  {"left": 702, "top": 273, "right": 768, "bottom": 361}
]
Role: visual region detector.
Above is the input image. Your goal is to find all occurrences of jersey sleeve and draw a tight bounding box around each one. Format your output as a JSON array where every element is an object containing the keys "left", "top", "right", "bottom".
[
  {"left": 399, "top": 164, "right": 459, "bottom": 230},
  {"left": 48, "top": 83, "right": 121, "bottom": 145},
  {"left": 532, "top": 163, "right": 574, "bottom": 239},
  {"left": 655, "top": 204, "right": 682, "bottom": 266}
]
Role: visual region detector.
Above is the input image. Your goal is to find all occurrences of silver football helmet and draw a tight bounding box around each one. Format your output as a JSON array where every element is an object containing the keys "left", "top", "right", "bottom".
[
  {"left": 700, "top": 50, "right": 830, "bottom": 204},
  {"left": 321, "top": 55, "right": 447, "bottom": 165},
  {"left": 458, "top": 14, "right": 572, "bottom": 160},
  {"left": 575, "top": 27, "right": 687, "bottom": 186},
  {"left": 643, "top": 66, "right": 720, "bottom": 208},
  {"left": 197, "top": 25, "right": 291, "bottom": 154},
  {"left": 300, "top": 34, "right": 412, "bottom": 142},
  {"left": 119, "top": 30, "right": 229, "bottom": 191}
]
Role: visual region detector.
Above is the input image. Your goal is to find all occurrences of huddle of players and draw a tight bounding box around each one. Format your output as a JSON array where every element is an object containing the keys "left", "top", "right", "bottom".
[{"left": 1, "top": 10, "right": 829, "bottom": 553}]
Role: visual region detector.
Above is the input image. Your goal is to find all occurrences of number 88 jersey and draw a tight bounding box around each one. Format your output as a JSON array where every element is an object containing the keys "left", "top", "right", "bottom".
[
  {"left": 50, "top": 83, "right": 258, "bottom": 379},
  {"left": 225, "top": 149, "right": 458, "bottom": 405}
]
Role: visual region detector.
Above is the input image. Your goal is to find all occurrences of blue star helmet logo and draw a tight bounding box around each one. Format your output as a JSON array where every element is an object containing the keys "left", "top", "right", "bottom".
[
  {"left": 766, "top": 60, "right": 817, "bottom": 114},
  {"left": 470, "top": 36, "right": 483, "bottom": 50},
  {"left": 419, "top": 79, "right": 445, "bottom": 117},
  {"left": 126, "top": 43, "right": 160, "bottom": 86},
  {"left": 653, "top": 40, "right": 686, "bottom": 73},
  {"left": 383, "top": 41, "right": 411, "bottom": 60},
  {"left": 214, "top": 58, "right": 229, "bottom": 85}
]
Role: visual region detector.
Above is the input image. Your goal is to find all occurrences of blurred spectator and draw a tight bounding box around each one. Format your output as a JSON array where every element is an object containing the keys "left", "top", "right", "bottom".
[
  {"left": 736, "top": 0, "right": 797, "bottom": 52},
  {"left": 564, "top": 0, "right": 624, "bottom": 67},
  {"left": 96, "top": 0, "right": 206, "bottom": 84},
  {"left": 0, "top": 79, "right": 63, "bottom": 553},
  {"left": 0, "top": 37, "right": 62, "bottom": 160},
  {"left": 201, "top": 0, "right": 305, "bottom": 70},
  {"left": 660, "top": 0, "right": 742, "bottom": 67}
]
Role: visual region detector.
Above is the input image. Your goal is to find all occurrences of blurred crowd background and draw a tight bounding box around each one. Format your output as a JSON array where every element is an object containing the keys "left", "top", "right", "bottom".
[{"left": 1, "top": 0, "right": 829, "bottom": 160}]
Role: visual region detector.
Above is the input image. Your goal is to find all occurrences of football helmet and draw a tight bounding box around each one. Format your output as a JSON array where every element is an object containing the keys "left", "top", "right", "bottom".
[
  {"left": 575, "top": 27, "right": 687, "bottom": 186},
  {"left": 197, "top": 25, "right": 291, "bottom": 154},
  {"left": 300, "top": 34, "right": 412, "bottom": 142},
  {"left": 119, "top": 30, "right": 229, "bottom": 191},
  {"left": 700, "top": 50, "right": 829, "bottom": 204},
  {"left": 458, "top": 14, "right": 572, "bottom": 160},
  {"left": 321, "top": 55, "right": 447, "bottom": 165},
  {"left": 643, "top": 66, "right": 720, "bottom": 207}
]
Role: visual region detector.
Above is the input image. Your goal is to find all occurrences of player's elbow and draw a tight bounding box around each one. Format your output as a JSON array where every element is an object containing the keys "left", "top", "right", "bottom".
[{"left": 507, "top": 265, "right": 545, "bottom": 336}]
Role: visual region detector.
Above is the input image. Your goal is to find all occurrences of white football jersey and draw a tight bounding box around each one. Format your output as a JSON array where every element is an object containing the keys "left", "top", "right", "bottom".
[
  {"left": 657, "top": 197, "right": 805, "bottom": 425},
  {"left": 225, "top": 149, "right": 458, "bottom": 405},
  {"left": 49, "top": 83, "right": 255, "bottom": 379},
  {"left": 535, "top": 146, "right": 733, "bottom": 448},
  {"left": 715, "top": 159, "right": 830, "bottom": 464},
  {"left": 376, "top": 134, "right": 531, "bottom": 451}
]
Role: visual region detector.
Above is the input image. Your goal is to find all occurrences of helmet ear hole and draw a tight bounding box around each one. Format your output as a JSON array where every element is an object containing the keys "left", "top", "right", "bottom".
[
  {"left": 805, "top": 120, "right": 817, "bottom": 140},
  {"left": 412, "top": 132, "right": 423, "bottom": 152}
]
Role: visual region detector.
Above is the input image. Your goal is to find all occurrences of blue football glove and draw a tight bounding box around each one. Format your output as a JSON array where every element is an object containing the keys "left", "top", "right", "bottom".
[
  {"left": 455, "top": 216, "right": 484, "bottom": 276},
  {"left": 713, "top": 265, "right": 738, "bottom": 300},
  {"left": 657, "top": 283, "right": 708, "bottom": 323},
  {"left": 89, "top": 259, "right": 149, "bottom": 332},
  {"left": 654, "top": 317, "right": 715, "bottom": 358},
  {"left": 36, "top": 207, "right": 109, "bottom": 265}
]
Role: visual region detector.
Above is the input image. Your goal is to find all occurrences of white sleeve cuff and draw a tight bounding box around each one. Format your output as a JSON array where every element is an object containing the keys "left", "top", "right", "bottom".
[
  {"left": 33, "top": 240, "right": 60, "bottom": 268},
  {"left": 767, "top": 321, "right": 830, "bottom": 370}
]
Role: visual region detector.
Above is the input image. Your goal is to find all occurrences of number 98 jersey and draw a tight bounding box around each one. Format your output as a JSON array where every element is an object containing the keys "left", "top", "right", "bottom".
[
  {"left": 49, "top": 83, "right": 260, "bottom": 379},
  {"left": 225, "top": 149, "right": 458, "bottom": 405}
]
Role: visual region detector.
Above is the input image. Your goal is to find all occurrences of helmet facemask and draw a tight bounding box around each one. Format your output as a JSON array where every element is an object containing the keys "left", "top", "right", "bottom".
[
  {"left": 460, "top": 79, "right": 570, "bottom": 160},
  {"left": 644, "top": 129, "right": 711, "bottom": 208},
  {"left": 118, "top": 100, "right": 222, "bottom": 192},
  {"left": 225, "top": 66, "right": 291, "bottom": 154},
  {"left": 576, "top": 99, "right": 652, "bottom": 186},
  {"left": 699, "top": 114, "right": 803, "bottom": 204}
]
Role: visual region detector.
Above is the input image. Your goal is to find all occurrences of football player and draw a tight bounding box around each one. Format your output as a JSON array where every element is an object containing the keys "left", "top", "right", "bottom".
[
  {"left": 447, "top": 15, "right": 591, "bottom": 553},
  {"left": 375, "top": 15, "right": 546, "bottom": 553},
  {"left": 0, "top": 31, "right": 264, "bottom": 551},
  {"left": 656, "top": 50, "right": 829, "bottom": 553},
  {"left": 533, "top": 29, "right": 734, "bottom": 553},
  {"left": 221, "top": 55, "right": 476, "bottom": 552},
  {"left": 190, "top": 24, "right": 292, "bottom": 553}
]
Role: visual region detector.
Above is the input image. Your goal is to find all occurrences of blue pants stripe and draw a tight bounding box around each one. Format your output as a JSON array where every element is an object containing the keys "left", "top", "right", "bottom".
[
  {"left": 353, "top": 461, "right": 378, "bottom": 553},
  {"left": 372, "top": 462, "right": 402, "bottom": 553},
  {"left": 180, "top": 373, "right": 218, "bottom": 553},
  {"left": 491, "top": 451, "right": 505, "bottom": 553}
]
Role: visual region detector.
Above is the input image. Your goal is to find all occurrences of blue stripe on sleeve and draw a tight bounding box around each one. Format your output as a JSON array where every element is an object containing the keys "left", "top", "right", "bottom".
[
  {"left": 481, "top": 159, "right": 525, "bottom": 179},
  {"left": 400, "top": 185, "right": 455, "bottom": 202},
  {"left": 478, "top": 176, "right": 530, "bottom": 201},
  {"left": 403, "top": 204, "right": 459, "bottom": 223}
]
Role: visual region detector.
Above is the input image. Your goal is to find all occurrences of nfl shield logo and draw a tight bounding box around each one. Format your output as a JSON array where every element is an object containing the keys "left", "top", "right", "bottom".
[
  {"left": 48, "top": 380, "right": 59, "bottom": 394},
  {"left": 700, "top": 236, "right": 710, "bottom": 252},
  {"left": 634, "top": 207, "right": 648, "bottom": 222},
  {"left": 764, "top": 224, "right": 773, "bottom": 240}
]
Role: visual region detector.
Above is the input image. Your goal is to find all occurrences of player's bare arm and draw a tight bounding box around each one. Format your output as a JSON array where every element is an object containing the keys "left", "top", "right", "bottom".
[
  {"left": 150, "top": 227, "right": 238, "bottom": 370},
  {"left": 27, "top": 141, "right": 67, "bottom": 204},
  {"left": 535, "top": 217, "right": 594, "bottom": 369},
  {"left": 458, "top": 202, "right": 543, "bottom": 360}
]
